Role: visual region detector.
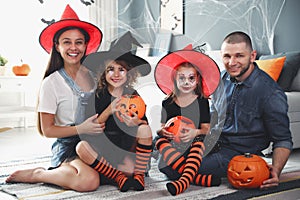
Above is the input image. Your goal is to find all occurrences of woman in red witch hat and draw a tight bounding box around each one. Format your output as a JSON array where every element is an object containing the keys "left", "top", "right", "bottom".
[
  {"left": 154, "top": 45, "right": 222, "bottom": 195},
  {"left": 76, "top": 31, "right": 153, "bottom": 192},
  {"left": 6, "top": 5, "right": 105, "bottom": 192}
]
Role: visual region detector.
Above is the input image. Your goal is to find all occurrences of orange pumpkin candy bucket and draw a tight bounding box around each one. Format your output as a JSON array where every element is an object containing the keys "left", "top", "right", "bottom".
[
  {"left": 164, "top": 116, "right": 196, "bottom": 143},
  {"left": 115, "top": 94, "right": 146, "bottom": 122}
]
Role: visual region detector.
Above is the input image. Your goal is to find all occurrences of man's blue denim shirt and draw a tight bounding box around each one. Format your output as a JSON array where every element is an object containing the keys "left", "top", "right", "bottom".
[{"left": 212, "top": 63, "right": 293, "bottom": 154}]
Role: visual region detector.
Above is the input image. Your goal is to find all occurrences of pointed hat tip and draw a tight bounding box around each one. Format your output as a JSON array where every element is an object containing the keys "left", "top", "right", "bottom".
[
  {"left": 183, "top": 44, "right": 193, "bottom": 50},
  {"left": 61, "top": 4, "right": 79, "bottom": 20}
]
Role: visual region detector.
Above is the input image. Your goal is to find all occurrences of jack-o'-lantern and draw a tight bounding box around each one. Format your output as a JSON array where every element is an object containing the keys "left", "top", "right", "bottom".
[
  {"left": 115, "top": 95, "right": 146, "bottom": 122},
  {"left": 165, "top": 116, "right": 196, "bottom": 143},
  {"left": 227, "top": 153, "right": 270, "bottom": 189},
  {"left": 12, "top": 63, "right": 31, "bottom": 76}
]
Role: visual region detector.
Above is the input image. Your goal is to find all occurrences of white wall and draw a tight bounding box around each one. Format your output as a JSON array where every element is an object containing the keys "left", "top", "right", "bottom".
[
  {"left": 0, "top": 1, "right": 89, "bottom": 78},
  {"left": 0, "top": 1, "right": 89, "bottom": 127}
]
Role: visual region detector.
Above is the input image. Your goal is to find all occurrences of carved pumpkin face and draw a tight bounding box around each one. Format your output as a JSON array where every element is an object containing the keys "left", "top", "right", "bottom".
[
  {"left": 227, "top": 153, "right": 270, "bottom": 189},
  {"left": 116, "top": 95, "right": 146, "bottom": 122},
  {"left": 165, "top": 116, "right": 196, "bottom": 143}
]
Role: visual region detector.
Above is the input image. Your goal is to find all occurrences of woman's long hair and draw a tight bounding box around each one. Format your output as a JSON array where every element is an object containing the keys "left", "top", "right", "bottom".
[{"left": 37, "top": 27, "right": 90, "bottom": 135}]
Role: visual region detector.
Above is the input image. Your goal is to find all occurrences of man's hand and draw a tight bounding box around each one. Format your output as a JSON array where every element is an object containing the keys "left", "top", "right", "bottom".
[
  {"left": 260, "top": 164, "right": 279, "bottom": 189},
  {"left": 260, "top": 147, "right": 291, "bottom": 189}
]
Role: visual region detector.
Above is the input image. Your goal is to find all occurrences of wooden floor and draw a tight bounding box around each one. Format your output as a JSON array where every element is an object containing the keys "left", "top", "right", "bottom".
[{"left": 0, "top": 127, "right": 54, "bottom": 162}]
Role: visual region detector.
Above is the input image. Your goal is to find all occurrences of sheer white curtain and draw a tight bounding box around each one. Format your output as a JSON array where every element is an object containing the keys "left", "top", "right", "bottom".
[{"left": 89, "top": 0, "right": 118, "bottom": 51}]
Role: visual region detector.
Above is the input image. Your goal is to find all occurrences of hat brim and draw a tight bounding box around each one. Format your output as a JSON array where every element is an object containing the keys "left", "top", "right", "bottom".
[
  {"left": 154, "top": 50, "right": 220, "bottom": 97},
  {"left": 83, "top": 51, "right": 151, "bottom": 77},
  {"left": 39, "top": 19, "right": 102, "bottom": 55}
]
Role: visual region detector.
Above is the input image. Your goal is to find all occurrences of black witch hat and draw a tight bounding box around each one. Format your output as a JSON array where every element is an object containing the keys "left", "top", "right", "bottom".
[{"left": 83, "top": 31, "right": 151, "bottom": 76}]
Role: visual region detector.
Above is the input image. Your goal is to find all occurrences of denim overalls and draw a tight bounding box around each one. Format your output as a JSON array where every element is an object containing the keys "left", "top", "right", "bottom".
[{"left": 50, "top": 68, "right": 96, "bottom": 167}]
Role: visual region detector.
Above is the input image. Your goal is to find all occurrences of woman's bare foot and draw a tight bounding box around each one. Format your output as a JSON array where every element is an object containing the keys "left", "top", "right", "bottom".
[{"left": 6, "top": 167, "right": 46, "bottom": 183}]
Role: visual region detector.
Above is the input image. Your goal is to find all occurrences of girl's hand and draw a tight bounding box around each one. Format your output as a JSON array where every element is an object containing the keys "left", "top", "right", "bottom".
[
  {"left": 158, "top": 127, "right": 175, "bottom": 140},
  {"left": 121, "top": 110, "right": 140, "bottom": 127},
  {"left": 111, "top": 97, "right": 122, "bottom": 114},
  {"left": 179, "top": 127, "right": 197, "bottom": 143},
  {"left": 76, "top": 114, "right": 105, "bottom": 134}
]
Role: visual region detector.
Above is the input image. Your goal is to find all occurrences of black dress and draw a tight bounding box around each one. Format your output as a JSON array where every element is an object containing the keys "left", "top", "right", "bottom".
[
  {"left": 85, "top": 87, "right": 148, "bottom": 166},
  {"left": 161, "top": 95, "right": 210, "bottom": 126},
  {"left": 157, "top": 95, "right": 210, "bottom": 178}
]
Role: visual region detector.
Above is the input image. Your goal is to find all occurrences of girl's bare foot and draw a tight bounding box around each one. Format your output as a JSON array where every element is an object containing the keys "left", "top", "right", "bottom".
[{"left": 6, "top": 167, "right": 46, "bottom": 183}]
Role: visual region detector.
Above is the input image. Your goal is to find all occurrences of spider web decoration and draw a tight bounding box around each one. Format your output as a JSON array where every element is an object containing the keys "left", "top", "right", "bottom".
[{"left": 116, "top": 0, "right": 285, "bottom": 55}]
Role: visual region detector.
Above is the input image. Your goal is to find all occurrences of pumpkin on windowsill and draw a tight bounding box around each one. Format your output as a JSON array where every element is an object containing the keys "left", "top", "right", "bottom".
[{"left": 12, "top": 63, "right": 31, "bottom": 76}]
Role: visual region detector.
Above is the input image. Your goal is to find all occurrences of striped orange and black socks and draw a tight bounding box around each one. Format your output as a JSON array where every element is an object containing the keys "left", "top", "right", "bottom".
[
  {"left": 132, "top": 143, "right": 152, "bottom": 191},
  {"left": 193, "top": 173, "right": 221, "bottom": 187},
  {"left": 166, "top": 141, "right": 204, "bottom": 195},
  {"left": 156, "top": 137, "right": 221, "bottom": 195},
  {"left": 90, "top": 156, "right": 130, "bottom": 192},
  {"left": 156, "top": 137, "right": 185, "bottom": 173}
]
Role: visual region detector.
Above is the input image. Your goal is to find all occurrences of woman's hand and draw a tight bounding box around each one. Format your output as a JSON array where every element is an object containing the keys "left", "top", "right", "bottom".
[{"left": 76, "top": 114, "right": 105, "bottom": 134}]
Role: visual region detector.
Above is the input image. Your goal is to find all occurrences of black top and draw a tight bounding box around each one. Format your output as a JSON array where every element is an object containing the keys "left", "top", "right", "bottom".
[
  {"left": 94, "top": 87, "right": 148, "bottom": 132},
  {"left": 84, "top": 87, "right": 148, "bottom": 166},
  {"left": 161, "top": 95, "right": 210, "bottom": 129}
]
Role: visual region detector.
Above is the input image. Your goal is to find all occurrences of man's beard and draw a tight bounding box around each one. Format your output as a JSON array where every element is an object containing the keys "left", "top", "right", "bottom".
[
  {"left": 230, "top": 64, "right": 251, "bottom": 82},
  {"left": 236, "top": 64, "right": 250, "bottom": 78}
]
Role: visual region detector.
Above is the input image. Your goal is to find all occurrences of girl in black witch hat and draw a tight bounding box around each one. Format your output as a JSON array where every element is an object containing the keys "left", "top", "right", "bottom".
[{"left": 76, "top": 31, "right": 153, "bottom": 192}]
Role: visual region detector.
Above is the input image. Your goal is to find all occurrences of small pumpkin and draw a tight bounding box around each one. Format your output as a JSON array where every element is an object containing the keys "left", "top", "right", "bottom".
[
  {"left": 227, "top": 153, "right": 270, "bottom": 189},
  {"left": 115, "top": 94, "right": 146, "bottom": 122},
  {"left": 164, "top": 116, "right": 196, "bottom": 143},
  {"left": 12, "top": 63, "right": 31, "bottom": 76}
]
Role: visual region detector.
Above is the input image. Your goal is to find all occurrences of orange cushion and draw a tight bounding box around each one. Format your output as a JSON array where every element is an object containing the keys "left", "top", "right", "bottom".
[{"left": 256, "top": 56, "right": 286, "bottom": 81}]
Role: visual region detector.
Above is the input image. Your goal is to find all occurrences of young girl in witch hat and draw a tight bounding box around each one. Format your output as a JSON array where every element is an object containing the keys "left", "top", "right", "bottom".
[
  {"left": 6, "top": 5, "right": 105, "bottom": 192},
  {"left": 76, "top": 31, "right": 153, "bottom": 192},
  {"left": 154, "top": 44, "right": 222, "bottom": 196}
]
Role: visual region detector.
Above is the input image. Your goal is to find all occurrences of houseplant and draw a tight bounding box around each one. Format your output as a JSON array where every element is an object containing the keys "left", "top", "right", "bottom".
[{"left": 0, "top": 54, "right": 8, "bottom": 75}]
